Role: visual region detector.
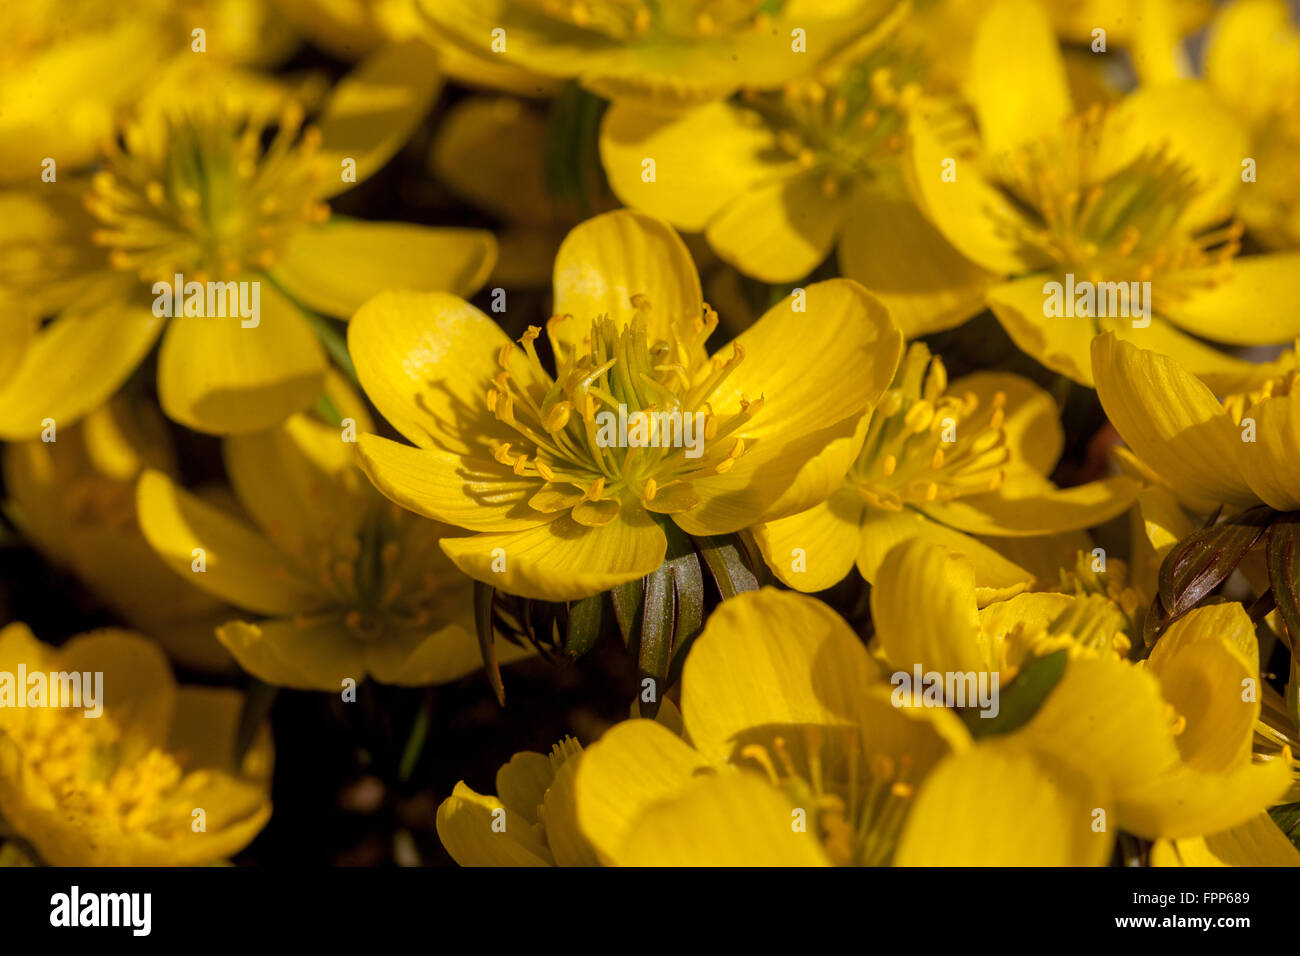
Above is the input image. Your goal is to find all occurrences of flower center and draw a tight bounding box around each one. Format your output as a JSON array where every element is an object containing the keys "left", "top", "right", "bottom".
[
  {"left": 15, "top": 706, "right": 199, "bottom": 836},
  {"left": 991, "top": 104, "right": 1243, "bottom": 299},
  {"left": 85, "top": 100, "right": 330, "bottom": 283},
  {"left": 486, "top": 296, "right": 762, "bottom": 526},
  {"left": 739, "top": 724, "right": 916, "bottom": 866},
  {"left": 751, "top": 49, "right": 924, "bottom": 198},
  {"left": 1221, "top": 356, "right": 1300, "bottom": 426},
  {"left": 850, "top": 343, "right": 1007, "bottom": 510}
]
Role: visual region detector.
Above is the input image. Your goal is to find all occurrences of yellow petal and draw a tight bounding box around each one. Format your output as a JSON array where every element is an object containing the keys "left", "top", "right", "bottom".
[
  {"left": 855, "top": 507, "right": 1035, "bottom": 601},
  {"left": 1152, "top": 813, "right": 1300, "bottom": 867},
  {"left": 985, "top": 274, "right": 1096, "bottom": 383},
  {"left": 271, "top": 222, "right": 496, "bottom": 317},
  {"left": 616, "top": 771, "right": 831, "bottom": 866},
  {"left": 549, "top": 210, "right": 702, "bottom": 359},
  {"left": 348, "top": 290, "right": 542, "bottom": 453},
  {"left": 543, "top": 756, "right": 600, "bottom": 867},
  {"left": 681, "top": 588, "right": 882, "bottom": 764},
  {"left": 895, "top": 744, "right": 1112, "bottom": 866},
  {"left": 136, "top": 469, "right": 325, "bottom": 615},
  {"left": 1012, "top": 655, "right": 1291, "bottom": 838},
  {"left": 1237, "top": 387, "right": 1300, "bottom": 511},
  {"left": 873, "top": 539, "right": 990, "bottom": 674},
  {"left": 837, "top": 186, "right": 992, "bottom": 338},
  {"left": 0, "top": 296, "right": 163, "bottom": 440},
  {"left": 440, "top": 509, "right": 667, "bottom": 601},
  {"left": 1147, "top": 603, "right": 1260, "bottom": 771},
  {"left": 600, "top": 100, "right": 788, "bottom": 233},
  {"left": 157, "top": 276, "right": 326, "bottom": 435},
  {"left": 217, "top": 615, "right": 365, "bottom": 691},
  {"left": 752, "top": 486, "right": 865, "bottom": 592},
  {"left": 967, "top": 0, "right": 1073, "bottom": 157},
  {"left": 574, "top": 718, "right": 711, "bottom": 865},
  {"left": 1160, "top": 252, "right": 1300, "bottom": 346},
  {"left": 356, "top": 435, "right": 552, "bottom": 532},
  {"left": 903, "top": 112, "right": 1049, "bottom": 276},
  {"left": 1205, "top": 0, "right": 1299, "bottom": 126},
  {"left": 436, "top": 782, "right": 553, "bottom": 866},
  {"left": 677, "top": 280, "right": 902, "bottom": 535},
  {"left": 1100, "top": 312, "right": 1285, "bottom": 395},
  {"left": 705, "top": 171, "right": 847, "bottom": 283},
  {"left": 314, "top": 39, "right": 445, "bottom": 199},
  {"left": 920, "top": 471, "right": 1142, "bottom": 537},
  {"left": 1091, "top": 332, "right": 1257, "bottom": 508},
  {"left": 495, "top": 751, "right": 553, "bottom": 825}
]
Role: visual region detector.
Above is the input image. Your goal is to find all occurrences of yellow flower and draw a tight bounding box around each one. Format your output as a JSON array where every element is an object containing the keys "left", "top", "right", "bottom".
[
  {"left": 1202, "top": 0, "right": 1300, "bottom": 250},
  {"left": 0, "top": 623, "right": 273, "bottom": 866},
  {"left": 573, "top": 587, "right": 971, "bottom": 865},
  {"left": 1151, "top": 813, "right": 1300, "bottom": 866},
  {"left": 599, "top": 7, "right": 994, "bottom": 338},
  {"left": 348, "top": 209, "right": 903, "bottom": 601},
  {"left": 275, "top": 0, "right": 560, "bottom": 95},
  {"left": 877, "top": 540, "right": 1291, "bottom": 862},
  {"left": 1092, "top": 331, "right": 1300, "bottom": 514},
  {"left": 436, "top": 736, "right": 598, "bottom": 866},
  {"left": 0, "top": 48, "right": 495, "bottom": 438},
  {"left": 135, "top": 374, "right": 523, "bottom": 690},
  {"left": 904, "top": 0, "right": 1300, "bottom": 389},
  {"left": 3, "top": 394, "right": 237, "bottom": 672},
  {"left": 419, "top": 0, "right": 894, "bottom": 109},
  {"left": 754, "top": 342, "right": 1140, "bottom": 600}
]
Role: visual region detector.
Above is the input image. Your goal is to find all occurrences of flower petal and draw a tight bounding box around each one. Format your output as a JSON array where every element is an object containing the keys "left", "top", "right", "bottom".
[
  {"left": 616, "top": 771, "right": 831, "bottom": 866},
  {"left": 837, "top": 186, "right": 993, "bottom": 338},
  {"left": 574, "top": 718, "right": 711, "bottom": 865},
  {"left": 136, "top": 469, "right": 325, "bottom": 615},
  {"left": 439, "top": 509, "right": 667, "bottom": 601},
  {"left": 1091, "top": 332, "right": 1257, "bottom": 508},
  {"left": 1159, "top": 252, "right": 1300, "bottom": 346},
  {"left": 705, "top": 171, "right": 847, "bottom": 283},
  {"left": 752, "top": 486, "right": 865, "bottom": 592},
  {"left": 950, "top": 371, "right": 1063, "bottom": 476},
  {"left": 967, "top": 0, "right": 1073, "bottom": 157},
  {"left": 314, "top": 39, "right": 445, "bottom": 199},
  {"left": 1152, "top": 813, "right": 1300, "bottom": 867},
  {"left": 216, "top": 615, "right": 365, "bottom": 691},
  {"left": 919, "top": 471, "right": 1142, "bottom": 537},
  {"left": 549, "top": 210, "right": 702, "bottom": 358},
  {"left": 157, "top": 277, "right": 325, "bottom": 435},
  {"left": 1237, "top": 387, "right": 1300, "bottom": 512},
  {"left": 0, "top": 296, "right": 163, "bottom": 440},
  {"left": 681, "top": 588, "right": 883, "bottom": 764},
  {"left": 271, "top": 221, "right": 496, "bottom": 318},
  {"left": 985, "top": 274, "right": 1096, "bottom": 383},
  {"left": 895, "top": 744, "right": 1112, "bottom": 866},
  {"left": 600, "top": 100, "right": 789, "bottom": 233},
  {"left": 436, "top": 782, "right": 553, "bottom": 867},
  {"left": 873, "top": 539, "right": 991, "bottom": 674}
]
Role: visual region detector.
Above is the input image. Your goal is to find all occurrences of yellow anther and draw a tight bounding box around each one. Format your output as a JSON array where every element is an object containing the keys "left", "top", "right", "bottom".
[
  {"left": 643, "top": 478, "right": 658, "bottom": 501},
  {"left": 586, "top": 477, "right": 606, "bottom": 500},
  {"left": 512, "top": 453, "right": 529, "bottom": 477},
  {"left": 930, "top": 447, "right": 945, "bottom": 469},
  {"left": 903, "top": 401, "right": 934, "bottom": 433},
  {"left": 729, "top": 438, "right": 745, "bottom": 459},
  {"left": 922, "top": 482, "right": 939, "bottom": 502},
  {"left": 545, "top": 401, "right": 572, "bottom": 432},
  {"left": 882, "top": 454, "right": 897, "bottom": 477},
  {"left": 535, "top": 458, "right": 557, "bottom": 482}
]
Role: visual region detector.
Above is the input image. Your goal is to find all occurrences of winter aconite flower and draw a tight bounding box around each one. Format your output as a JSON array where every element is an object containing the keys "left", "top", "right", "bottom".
[
  {"left": 600, "top": 7, "right": 992, "bottom": 337},
  {"left": 3, "top": 394, "right": 236, "bottom": 672},
  {"left": 349, "top": 209, "right": 903, "bottom": 600},
  {"left": 573, "top": 586, "right": 972, "bottom": 865},
  {"left": 1091, "top": 332, "right": 1300, "bottom": 515},
  {"left": 420, "top": 0, "right": 894, "bottom": 108},
  {"left": 0, "top": 47, "right": 495, "bottom": 439},
  {"left": 136, "top": 375, "right": 524, "bottom": 691},
  {"left": 0, "top": 624, "right": 273, "bottom": 866},
  {"left": 876, "top": 540, "right": 1291, "bottom": 861},
  {"left": 905, "top": 0, "right": 1300, "bottom": 388},
  {"left": 436, "top": 737, "right": 597, "bottom": 866},
  {"left": 754, "top": 342, "right": 1140, "bottom": 599}
]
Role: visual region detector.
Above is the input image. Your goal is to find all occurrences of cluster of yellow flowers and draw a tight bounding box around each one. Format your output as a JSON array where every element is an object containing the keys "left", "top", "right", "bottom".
[{"left": 1, "top": 0, "right": 1299, "bottom": 868}]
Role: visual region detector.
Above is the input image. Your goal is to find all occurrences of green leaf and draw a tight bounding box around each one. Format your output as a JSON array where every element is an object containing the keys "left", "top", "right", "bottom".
[
  {"left": 1268, "top": 802, "right": 1300, "bottom": 851},
  {"left": 610, "top": 579, "right": 644, "bottom": 647},
  {"left": 564, "top": 593, "right": 605, "bottom": 660},
  {"left": 960, "top": 649, "right": 1067, "bottom": 738},
  {"left": 695, "top": 532, "right": 760, "bottom": 600}
]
